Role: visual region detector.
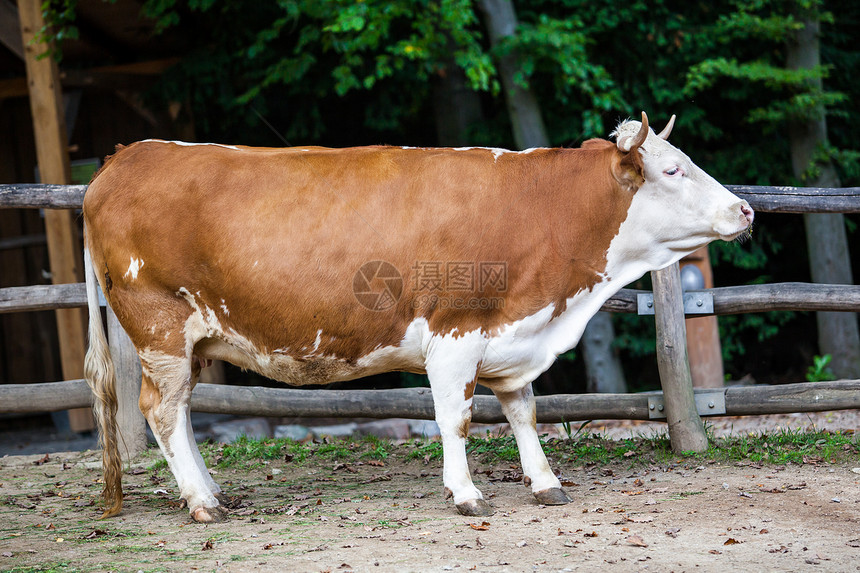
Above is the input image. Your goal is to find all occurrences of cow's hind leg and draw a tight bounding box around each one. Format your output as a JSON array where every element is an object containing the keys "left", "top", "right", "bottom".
[
  {"left": 139, "top": 352, "right": 225, "bottom": 522},
  {"left": 493, "top": 384, "right": 571, "bottom": 506},
  {"left": 426, "top": 351, "right": 492, "bottom": 517}
]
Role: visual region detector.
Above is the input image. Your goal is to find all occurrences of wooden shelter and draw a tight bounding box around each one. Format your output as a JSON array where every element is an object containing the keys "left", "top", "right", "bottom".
[{"left": 0, "top": 0, "right": 191, "bottom": 432}]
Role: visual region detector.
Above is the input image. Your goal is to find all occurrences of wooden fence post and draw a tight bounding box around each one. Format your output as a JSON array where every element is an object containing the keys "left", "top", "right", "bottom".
[
  {"left": 107, "top": 307, "right": 146, "bottom": 460},
  {"left": 651, "top": 262, "right": 708, "bottom": 453},
  {"left": 18, "top": 0, "right": 92, "bottom": 432}
]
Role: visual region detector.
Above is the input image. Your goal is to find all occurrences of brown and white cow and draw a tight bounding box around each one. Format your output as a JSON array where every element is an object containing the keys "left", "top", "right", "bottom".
[{"left": 83, "top": 112, "right": 753, "bottom": 522}]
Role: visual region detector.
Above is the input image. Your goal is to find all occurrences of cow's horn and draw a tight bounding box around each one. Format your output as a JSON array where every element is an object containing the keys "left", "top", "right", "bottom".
[
  {"left": 657, "top": 114, "right": 676, "bottom": 140},
  {"left": 628, "top": 111, "right": 649, "bottom": 150}
]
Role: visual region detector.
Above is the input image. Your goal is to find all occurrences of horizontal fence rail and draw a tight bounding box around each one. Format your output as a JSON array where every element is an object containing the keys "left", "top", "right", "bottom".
[
  {"left": 2, "top": 380, "right": 859, "bottom": 423},
  {"left": 2, "top": 183, "right": 860, "bottom": 213},
  {"left": 727, "top": 185, "right": 860, "bottom": 214},
  {"left": 0, "top": 184, "right": 87, "bottom": 209},
  {"left": 3, "top": 282, "right": 858, "bottom": 316}
]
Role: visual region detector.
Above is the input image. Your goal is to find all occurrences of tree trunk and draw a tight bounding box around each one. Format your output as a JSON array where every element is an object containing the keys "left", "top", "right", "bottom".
[
  {"left": 786, "top": 18, "right": 860, "bottom": 378},
  {"left": 432, "top": 54, "right": 483, "bottom": 146},
  {"left": 478, "top": 0, "right": 627, "bottom": 393}
]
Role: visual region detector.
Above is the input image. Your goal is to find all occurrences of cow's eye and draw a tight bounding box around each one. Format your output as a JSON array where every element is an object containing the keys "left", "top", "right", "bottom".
[{"left": 664, "top": 166, "right": 684, "bottom": 177}]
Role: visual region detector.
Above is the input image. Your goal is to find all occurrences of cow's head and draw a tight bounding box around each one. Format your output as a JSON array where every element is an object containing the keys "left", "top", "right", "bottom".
[{"left": 612, "top": 112, "right": 753, "bottom": 259}]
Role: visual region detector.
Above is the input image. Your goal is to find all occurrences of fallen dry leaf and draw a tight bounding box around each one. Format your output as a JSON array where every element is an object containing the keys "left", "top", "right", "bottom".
[
  {"left": 202, "top": 539, "right": 214, "bottom": 551},
  {"left": 724, "top": 538, "right": 744, "bottom": 545},
  {"left": 709, "top": 550, "right": 722, "bottom": 555},
  {"left": 626, "top": 535, "right": 648, "bottom": 547},
  {"left": 469, "top": 522, "right": 490, "bottom": 531},
  {"left": 82, "top": 529, "right": 107, "bottom": 540},
  {"left": 665, "top": 527, "right": 681, "bottom": 538}
]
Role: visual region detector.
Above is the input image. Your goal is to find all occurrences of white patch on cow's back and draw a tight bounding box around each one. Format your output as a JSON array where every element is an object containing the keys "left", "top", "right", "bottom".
[
  {"left": 124, "top": 257, "right": 144, "bottom": 280},
  {"left": 452, "top": 146, "right": 541, "bottom": 162},
  {"left": 401, "top": 146, "right": 542, "bottom": 163},
  {"left": 142, "top": 139, "right": 241, "bottom": 151},
  {"left": 220, "top": 299, "right": 229, "bottom": 316}
]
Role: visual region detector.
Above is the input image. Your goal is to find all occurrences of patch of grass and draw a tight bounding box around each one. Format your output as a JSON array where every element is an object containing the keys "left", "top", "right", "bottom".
[
  {"left": 360, "top": 435, "right": 390, "bottom": 460},
  {"left": 213, "top": 436, "right": 289, "bottom": 468},
  {"left": 703, "top": 427, "right": 859, "bottom": 464},
  {"left": 468, "top": 434, "right": 519, "bottom": 462},
  {"left": 182, "top": 427, "right": 858, "bottom": 473},
  {"left": 315, "top": 441, "right": 354, "bottom": 460},
  {"left": 147, "top": 458, "right": 168, "bottom": 472},
  {"left": 405, "top": 440, "right": 443, "bottom": 462}
]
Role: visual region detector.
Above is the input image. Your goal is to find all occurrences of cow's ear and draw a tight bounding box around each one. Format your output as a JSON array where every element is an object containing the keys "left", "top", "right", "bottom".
[
  {"left": 612, "top": 147, "right": 645, "bottom": 192},
  {"left": 612, "top": 112, "right": 648, "bottom": 192}
]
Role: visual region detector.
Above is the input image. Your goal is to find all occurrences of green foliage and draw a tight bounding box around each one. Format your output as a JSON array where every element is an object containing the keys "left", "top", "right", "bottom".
[
  {"left": 806, "top": 354, "right": 836, "bottom": 382},
  {"left": 237, "top": 0, "right": 496, "bottom": 103},
  {"left": 32, "top": 0, "right": 81, "bottom": 60},
  {"left": 718, "top": 311, "right": 796, "bottom": 362}
]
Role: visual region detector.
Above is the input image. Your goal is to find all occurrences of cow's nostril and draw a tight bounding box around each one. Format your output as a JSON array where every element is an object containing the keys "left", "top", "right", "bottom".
[{"left": 740, "top": 203, "right": 754, "bottom": 223}]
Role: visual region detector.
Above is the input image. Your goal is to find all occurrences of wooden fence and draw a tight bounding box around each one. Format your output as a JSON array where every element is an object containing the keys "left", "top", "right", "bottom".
[{"left": 1, "top": 183, "right": 859, "bottom": 456}]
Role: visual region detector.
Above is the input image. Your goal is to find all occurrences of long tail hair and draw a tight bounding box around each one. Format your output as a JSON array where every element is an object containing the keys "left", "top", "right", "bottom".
[{"left": 83, "top": 229, "right": 123, "bottom": 518}]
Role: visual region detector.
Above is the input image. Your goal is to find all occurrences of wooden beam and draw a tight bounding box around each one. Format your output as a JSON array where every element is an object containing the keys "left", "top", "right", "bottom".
[
  {"left": 651, "top": 263, "right": 708, "bottom": 453},
  {"left": 728, "top": 185, "right": 860, "bottom": 213},
  {"left": 2, "top": 182, "right": 860, "bottom": 213},
  {"left": 3, "top": 379, "right": 860, "bottom": 420},
  {"left": 0, "top": 58, "right": 180, "bottom": 100},
  {"left": 0, "top": 0, "right": 23, "bottom": 60},
  {"left": 0, "top": 283, "right": 87, "bottom": 313},
  {"left": 0, "top": 183, "right": 88, "bottom": 208},
  {"left": 0, "top": 380, "right": 92, "bottom": 412},
  {"left": 1, "top": 281, "right": 857, "bottom": 316},
  {"left": 19, "top": 0, "right": 92, "bottom": 433}
]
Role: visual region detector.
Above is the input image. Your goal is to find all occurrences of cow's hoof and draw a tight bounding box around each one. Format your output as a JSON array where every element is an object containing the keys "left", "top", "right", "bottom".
[
  {"left": 534, "top": 487, "right": 572, "bottom": 506},
  {"left": 456, "top": 498, "right": 494, "bottom": 517},
  {"left": 191, "top": 505, "right": 229, "bottom": 523}
]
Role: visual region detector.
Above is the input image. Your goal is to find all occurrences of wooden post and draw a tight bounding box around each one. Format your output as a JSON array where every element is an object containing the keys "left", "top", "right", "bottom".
[
  {"left": 18, "top": 0, "right": 92, "bottom": 432},
  {"left": 107, "top": 307, "right": 146, "bottom": 459},
  {"left": 651, "top": 263, "right": 708, "bottom": 453},
  {"left": 681, "top": 247, "right": 724, "bottom": 388}
]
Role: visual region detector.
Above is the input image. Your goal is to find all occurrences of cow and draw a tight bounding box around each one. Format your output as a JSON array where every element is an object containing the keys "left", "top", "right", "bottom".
[{"left": 82, "top": 112, "right": 753, "bottom": 522}]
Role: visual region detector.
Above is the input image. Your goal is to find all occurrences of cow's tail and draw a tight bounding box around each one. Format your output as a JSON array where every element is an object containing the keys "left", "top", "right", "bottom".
[{"left": 83, "top": 230, "right": 123, "bottom": 518}]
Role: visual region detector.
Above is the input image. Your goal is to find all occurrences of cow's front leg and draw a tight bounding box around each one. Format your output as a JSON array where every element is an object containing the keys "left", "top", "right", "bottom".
[
  {"left": 426, "top": 349, "right": 492, "bottom": 517},
  {"left": 493, "top": 384, "right": 571, "bottom": 506}
]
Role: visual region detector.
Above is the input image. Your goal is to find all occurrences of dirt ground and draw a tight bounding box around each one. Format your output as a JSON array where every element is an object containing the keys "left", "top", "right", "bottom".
[{"left": 1, "top": 415, "right": 860, "bottom": 573}]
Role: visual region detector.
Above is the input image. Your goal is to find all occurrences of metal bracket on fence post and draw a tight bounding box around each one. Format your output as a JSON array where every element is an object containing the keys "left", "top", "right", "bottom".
[
  {"left": 637, "top": 292, "right": 714, "bottom": 315},
  {"left": 647, "top": 389, "right": 726, "bottom": 420}
]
